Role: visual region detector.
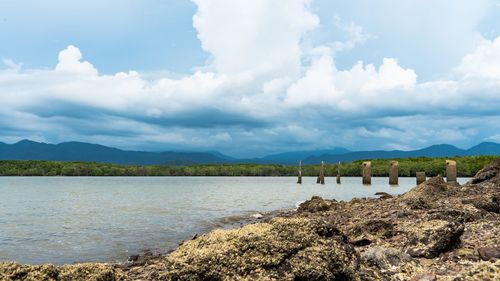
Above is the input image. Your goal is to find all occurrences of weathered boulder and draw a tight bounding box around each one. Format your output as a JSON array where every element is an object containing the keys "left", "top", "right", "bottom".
[
  {"left": 361, "top": 246, "right": 411, "bottom": 270},
  {"left": 477, "top": 246, "right": 500, "bottom": 261},
  {"left": 405, "top": 220, "right": 464, "bottom": 258},
  {"left": 428, "top": 207, "right": 482, "bottom": 223},
  {"left": 404, "top": 197, "right": 433, "bottom": 210},
  {"left": 348, "top": 219, "right": 395, "bottom": 247},
  {"left": 154, "top": 217, "right": 359, "bottom": 280},
  {"left": 463, "top": 195, "right": 500, "bottom": 214},
  {"left": 297, "top": 196, "right": 336, "bottom": 213},
  {"left": 350, "top": 219, "right": 394, "bottom": 239},
  {"left": 374, "top": 192, "right": 393, "bottom": 199},
  {"left": 402, "top": 176, "right": 448, "bottom": 202},
  {"left": 121, "top": 250, "right": 163, "bottom": 269},
  {"left": 0, "top": 262, "right": 124, "bottom": 281},
  {"left": 402, "top": 176, "right": 450, "bottom": 210},
  {"left": 468, "top": 159, "right": 500, "bottom": 184}
]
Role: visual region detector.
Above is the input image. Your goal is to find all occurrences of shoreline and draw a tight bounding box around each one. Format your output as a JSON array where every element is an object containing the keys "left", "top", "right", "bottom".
[
  {"left": 116, "top": 208, "right": 294, "bottom": 270},
  {"left": 1, "top": 156, "right": 497, "bottom": 177},
  {"left": 1, "top": 160, "right": 499, "bottom": 280}
]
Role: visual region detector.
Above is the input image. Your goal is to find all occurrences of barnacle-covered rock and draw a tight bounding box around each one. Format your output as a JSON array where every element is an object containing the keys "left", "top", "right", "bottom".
[
  {"left": 405, "top": 220, "right": 464, "bottom": 258},
  {"left": 154, "top": 217, "right": 359, "bottom": 280},
  {"left": 297, "top": 196, "right": 336, "bottom": 213},
  {"left": 0, "top": 262, "right": 124, "bottom": 281}
]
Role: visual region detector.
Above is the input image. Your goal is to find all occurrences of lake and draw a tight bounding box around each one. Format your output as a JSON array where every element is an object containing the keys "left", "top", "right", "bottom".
[{"left": 0, "top": 176, "right": 468, "bottom": 264}]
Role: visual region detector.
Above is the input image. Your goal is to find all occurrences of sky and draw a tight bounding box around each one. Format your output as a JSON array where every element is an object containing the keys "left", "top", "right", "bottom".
[{"left": 1, "top": 0, "right": 500, "bottom": 157}]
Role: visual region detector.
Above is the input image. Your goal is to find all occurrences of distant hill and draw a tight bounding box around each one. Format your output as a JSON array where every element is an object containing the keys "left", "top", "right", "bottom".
[
  {"left": 0, "top": 140, "right": 232, "bottom": 165},
  {"left": 247, "top": 148, "right": 351, "bottom": 165},
  {"left": 465, "top": 142, "right": 500, "bottom": 156},
  {"left": 303, "top": 142, "right": 500, "bottom": 164},
  {"left": 0, "top": 140, "right": 499, "bottom": 166}
]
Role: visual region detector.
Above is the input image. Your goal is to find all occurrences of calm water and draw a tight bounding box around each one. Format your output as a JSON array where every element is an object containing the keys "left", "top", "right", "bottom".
[{"left": 0, "top": 176, "right": 468, "bottom": 264}]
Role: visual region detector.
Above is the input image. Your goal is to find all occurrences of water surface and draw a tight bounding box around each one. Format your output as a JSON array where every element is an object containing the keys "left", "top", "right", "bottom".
[{"left": 0, "top": 176, "right": 468, "bottom": 264}]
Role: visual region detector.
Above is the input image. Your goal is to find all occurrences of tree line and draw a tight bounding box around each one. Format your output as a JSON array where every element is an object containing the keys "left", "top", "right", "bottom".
[{"left": 0, "top": 155, "right": 497, "bottom": 177}]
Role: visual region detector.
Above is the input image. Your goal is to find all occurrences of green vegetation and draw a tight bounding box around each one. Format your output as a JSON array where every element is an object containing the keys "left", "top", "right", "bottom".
[{"left": 0, "top": 156, "right": 497, "bottom": 177}]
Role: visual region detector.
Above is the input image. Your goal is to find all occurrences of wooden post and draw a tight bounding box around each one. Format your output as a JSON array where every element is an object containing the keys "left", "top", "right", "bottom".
[
  {"left": 416, "top": 172, "right": 426, "bottom": 185},
  {"left": 446, "top": 160, "right": 457, "bottom": 183},
  {"left": 317, "top": 161, "right": 325, "bottom": 184},
  {"left": 297, "top": 160, "right": 302, "bottom": 184},
  {"left": 336, "top": 161, "right": 341, "bottom": 184},
  {"left": 316, "top": 161, "right": 325, "bottom": 184},
  {"left": 362, "top": 161, "right": 371, "bottom": 185},
  {"left": 389, "top": 160, "right": 399, "bottom": 185},
  {"left": 316, "top": 161, "right": 321, "bottom": 183}
]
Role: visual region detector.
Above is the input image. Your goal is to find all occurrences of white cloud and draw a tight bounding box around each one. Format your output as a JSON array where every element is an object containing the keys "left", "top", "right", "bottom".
[
  {"left": 455, "top": 36, "right": 500, "bottom": 80},
  {"left": 359, "top": 58, "right": 416, "bottom": 92},
  {"left": 285, "top": 55, "right": 416, "bottom": 110},
  {"left": 285, "top": 55, "right": 338, "bottom": 107},
  {"left": 192, "top": 0, "right": 318, "bottom": 78},
  {"left": 2, "top": 58, "right": 23, "bottom": 71},
  {"left": 324, "top": 0, "right": 493, "bottom": 81},
  {"left": 55, "top": 45, "right": 98, "bottom": 76}
]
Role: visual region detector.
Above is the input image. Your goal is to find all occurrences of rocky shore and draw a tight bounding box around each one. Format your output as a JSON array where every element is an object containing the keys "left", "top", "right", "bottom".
[{"left": 1, "top": 160, "right": 499, "bottom": 280}]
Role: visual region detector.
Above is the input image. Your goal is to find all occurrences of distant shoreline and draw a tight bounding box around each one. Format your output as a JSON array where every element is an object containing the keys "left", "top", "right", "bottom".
[
  {"left": 0, "top": 156, "right": 497, "bottom": 177},
  {"left": 0, "top": 175, "right": 472, "bottom": 179}
]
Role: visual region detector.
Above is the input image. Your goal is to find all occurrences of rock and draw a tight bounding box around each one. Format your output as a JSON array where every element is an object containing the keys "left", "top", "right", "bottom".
[
  {"left": 402, "top": 176, "right": 448, "bottom": 202},
  {"left": 297, "top": 196, "right": 336, "bottom": 213},
  {"left": 361, "top": 246, "right": 411, "bottom": 270},
  {"left": 410, "top": 273, "right": 437, "bottom": 281},
  {"left": 351, "top": 219, "right": 394, "bottom": 239},
  {"left": 428, "top": 208, "right": 482, "bottom": 223},
  {"left": 477, "top": 246, "right": 500, "bottom": 261},
  {"left": 463, "top": 195, "right": 500, "bottom": 214},
  {"left": 455, "top": 248, "right": 475, "bottom": 259},
  {"left": 402, "top": 176, "right": 449, "bottom": 210},
  {"left": 374, "top": 192, "right": 393, "bottom": 199},
  {"left": 251, "top": 213, "right": 264, "bottom": 219},
  {"left": 468, "top": 159, "right": 500, "bottom": 184},
  {"left": 404, "top": 197, "right": 433, "bottom": 210},
  {"left": 406, "top": 220, "right": 464, "bottom": 258},
  {"left": 121, "top": 250, "right": 163, "bottom": 269},
  {"left": 155, "top": 217, "right": 360, "bottom": 280},
  {"left": 351, "top": 238, "right": 372, "bottom": 247},
  {"left": 0, "top": 262, "right": 124, "bottom": 281}
]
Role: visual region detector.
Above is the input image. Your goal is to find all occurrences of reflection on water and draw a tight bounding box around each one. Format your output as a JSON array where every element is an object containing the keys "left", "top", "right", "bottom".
[{"left": 0, "top": 176, "right": 468, "bottom": 264}]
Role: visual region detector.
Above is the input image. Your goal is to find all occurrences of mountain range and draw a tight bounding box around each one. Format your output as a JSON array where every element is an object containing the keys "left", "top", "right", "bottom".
[{"left": 0, "top": 140, "right": 499, "bottom": 166}]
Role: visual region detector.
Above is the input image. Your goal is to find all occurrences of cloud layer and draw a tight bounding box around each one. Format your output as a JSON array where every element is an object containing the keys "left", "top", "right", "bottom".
[{"left": 1, "top": 0, "right": 499, "bottom": 157}]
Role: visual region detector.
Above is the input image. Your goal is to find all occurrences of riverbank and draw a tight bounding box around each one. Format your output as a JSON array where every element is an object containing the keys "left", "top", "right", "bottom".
[{"left": 1, "top": 160, "right": 499, "bottom": 280}]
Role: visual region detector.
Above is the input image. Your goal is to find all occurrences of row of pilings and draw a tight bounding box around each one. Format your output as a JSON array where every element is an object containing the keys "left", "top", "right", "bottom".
[{"left": 297, "top": 160, "right": 458, "bottom": 185}]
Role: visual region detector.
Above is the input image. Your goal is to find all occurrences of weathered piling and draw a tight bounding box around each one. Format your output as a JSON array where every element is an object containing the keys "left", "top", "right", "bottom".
[
  {"left": 336, "top": 161, "right": 341, "bottom": 184},
  {"left": 316, "top": 161, "right": 325, "bottom": 184},
  {"left": 416, "top": 172, "right": 426, "bottom": 185},
  {"left": 362, "top": 161, "right": 371, "bottom": 185},
  {"left": 446, "top": 160, "right": 457, "bottom": 183},
  {"left": 389, "top": 160, "right": 399, "bottom": 185},
  {"left": 297, "top": 160, "right": 302, "bottom": 184},
  {"left": 317, "top": 161, "right": 325, "bottom": 184}
]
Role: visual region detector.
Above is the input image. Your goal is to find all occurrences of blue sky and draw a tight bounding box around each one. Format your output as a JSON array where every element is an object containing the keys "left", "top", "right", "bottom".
[{"left": 1, "top": 0, "right": 500, "bottom": 157}]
